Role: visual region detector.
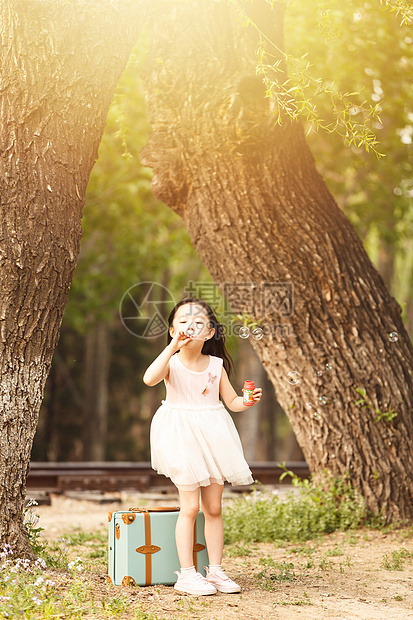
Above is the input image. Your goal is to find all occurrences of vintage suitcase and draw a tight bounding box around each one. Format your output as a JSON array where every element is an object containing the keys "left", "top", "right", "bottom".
[{"left": 108, "top": 507, "right": 209, "bottom": 586}]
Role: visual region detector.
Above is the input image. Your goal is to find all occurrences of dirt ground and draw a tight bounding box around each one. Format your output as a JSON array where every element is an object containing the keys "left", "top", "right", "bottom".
[{"left": 35, "top": 491, "right": 413, "bottom": 620}]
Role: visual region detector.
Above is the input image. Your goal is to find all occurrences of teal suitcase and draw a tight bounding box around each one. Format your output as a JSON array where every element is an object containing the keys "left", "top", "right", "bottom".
[{"left": 108, "top": 507, "right": 209, "bottom": 586}]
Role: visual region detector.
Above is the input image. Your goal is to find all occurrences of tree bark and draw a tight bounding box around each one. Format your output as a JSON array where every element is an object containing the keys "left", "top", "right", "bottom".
[
  {"left": 140, "top": 0, "right": 413, "bottom": 521},
  {"left": 0, "top": 0, "right": 141, "bottom": 555}
]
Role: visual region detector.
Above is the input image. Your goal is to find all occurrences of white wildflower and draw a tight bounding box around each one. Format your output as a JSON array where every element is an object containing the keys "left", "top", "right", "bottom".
[
  {"left": 68, "top": 557, "right": 83, "bottom": 573},
  {"left": 0, "top": 544, "right": 13, "bottom": 559}
]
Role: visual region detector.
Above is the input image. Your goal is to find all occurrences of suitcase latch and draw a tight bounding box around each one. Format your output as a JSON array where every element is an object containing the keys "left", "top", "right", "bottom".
[{"left": 136, "top": 545, "right": 161, "bottom": 555}]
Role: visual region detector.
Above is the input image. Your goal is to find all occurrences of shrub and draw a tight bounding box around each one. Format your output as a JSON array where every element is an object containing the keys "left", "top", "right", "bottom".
[{"left": 223, "top": 471, "right": 366, "bottom": 544}]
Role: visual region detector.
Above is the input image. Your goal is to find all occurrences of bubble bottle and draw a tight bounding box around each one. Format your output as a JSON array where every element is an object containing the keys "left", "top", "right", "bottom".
[{"left": 242, "top": 380, "right": 255, "bottom": 407}]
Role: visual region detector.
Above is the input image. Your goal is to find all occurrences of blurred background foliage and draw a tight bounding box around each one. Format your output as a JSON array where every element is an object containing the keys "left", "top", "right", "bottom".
[
  {"left": 288, "top": 0, "right": 413, "bottom": 322},
  {"left": 32, "top": 1, "right": 412, "bottom": 463}
]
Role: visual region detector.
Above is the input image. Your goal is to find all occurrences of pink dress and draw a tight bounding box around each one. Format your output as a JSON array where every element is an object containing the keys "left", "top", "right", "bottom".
[{"left": 150, "top": 353, "right": 253, "bottom": 491}]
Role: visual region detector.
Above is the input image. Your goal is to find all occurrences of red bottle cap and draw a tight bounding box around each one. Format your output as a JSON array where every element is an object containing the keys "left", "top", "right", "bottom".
[{"left": 243, "top": 380, "right": 255, "bottom": 390}]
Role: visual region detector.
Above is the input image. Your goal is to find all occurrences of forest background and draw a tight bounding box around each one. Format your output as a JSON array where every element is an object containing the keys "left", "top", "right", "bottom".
[{"left": 31, "top": 1, "right": 413, "bottom": 467}]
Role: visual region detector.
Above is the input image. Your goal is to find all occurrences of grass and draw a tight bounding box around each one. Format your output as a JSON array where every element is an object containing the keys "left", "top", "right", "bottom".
[
  {"left": 0, "top": 537, "right": 126, "bottom": 620},
  {"left": 223, "top": 471, "right": 367, "bottom": 544},
  {"left": 274, "top": 592, "right": 312, "bottom": 606},
  {"left": 226, "top": 543, "right": 253, "bottom": 557},
  {"left": 256, "top": 557, "right": 297, "bottom": 589},
  {"left": 0, "top": 500, "right": 147, "bottom": 619},
  {"left": 318, "top": 557, "right": 333, "bottom": 571},
  {"left": 65, "top": 530, "right": 107, "bottom": 546},
  {"left": 0, "top": 543, "right": 159, "bottom": 619},
  {"left": 381, "top": 548, "right": 413, "bottom": 570},
  {"left": 324, "top": 546, "right": 344, "bottom": 557}
]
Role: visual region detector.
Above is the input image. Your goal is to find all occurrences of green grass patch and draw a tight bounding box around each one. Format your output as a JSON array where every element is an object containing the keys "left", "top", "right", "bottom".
[
  {"left": 324, "top": 546, "right": 344, "bottom": 557},
  {"left": 65, "top": 529, "right": 107, "bottom": 546},
  {"left": 226, "top": 542, "right": 253, "bottom": 557},
  {"left": 223, "top": 472, "right": 366, "bottom": 544},
  {"left": 274, "top": 592, "right": 312, "bottom": 606},
  {"left": 318, "top": 557, "right": 333, "bottom": 571},
  {"left": 381, "top": 548, "right": 413, "bottom": 570},
  {"left": 290, "top": 545, "right": 317, "bottom": 556},
  {"left": 256, "top": 557, "right": 296, "bottom": 589}
]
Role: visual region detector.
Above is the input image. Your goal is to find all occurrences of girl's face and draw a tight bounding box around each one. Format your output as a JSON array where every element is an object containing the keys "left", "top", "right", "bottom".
[{"left": 170, "top": 303, "right": 215, "bottom": 341}]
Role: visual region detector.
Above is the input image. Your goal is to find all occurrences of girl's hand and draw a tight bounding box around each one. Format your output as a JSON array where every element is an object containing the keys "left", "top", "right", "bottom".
[
  {"left": 219, "top": 368, "right": 263, "bottom": 412},
  {"left": 170, "top": 330, "right": 191, "bottom": 352}
]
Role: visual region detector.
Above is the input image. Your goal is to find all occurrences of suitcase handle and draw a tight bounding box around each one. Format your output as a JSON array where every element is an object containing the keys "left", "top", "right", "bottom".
[{"left": 128, "top": 506, "right": 180, "bottom": 512}]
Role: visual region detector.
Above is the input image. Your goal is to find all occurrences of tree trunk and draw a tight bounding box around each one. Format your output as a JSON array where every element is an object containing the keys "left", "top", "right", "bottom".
[
  {"left": 0, "top": 0, "right": 141, "bottom": 555},
  {"left": 140, "top": 0, "right": 413, "bottom": 521},
  {"left": 83, "top": 321, "right": 112, "bottom": 461}
]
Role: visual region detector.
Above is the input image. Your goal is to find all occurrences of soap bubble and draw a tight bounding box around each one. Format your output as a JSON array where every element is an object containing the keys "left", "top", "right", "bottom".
[
  {"left": 319, "top": 395, "right": 327, "bottom": 405},
  {"left": 287, "top": 371, "right": 301, "bottom": 385},
  {"left": 251, "top": 327, "right": 264, "bottom": 340},
  {"left": 317, "top": 370, "right": 323, "bottom": 377},
  {"left": 325, "top": 362, "right": 333, "bottom": 370},
  {"left": 388, "top": 332, "right": 399, "bottom": 342},
  {"left": 313, "top": 411, "right": 321, "bottom": 420},
  {"left": 305, "top": 401, "right": 314, "bottom": 410},
  {"left": 239, "top": 326, "right": 250, "bottom": 339}
]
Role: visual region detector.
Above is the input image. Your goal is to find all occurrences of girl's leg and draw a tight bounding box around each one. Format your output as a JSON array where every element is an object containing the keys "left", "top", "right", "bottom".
[
  {"left": 201, "top": 483, "right": 241, "bottom": 593},
  {"left": 176, "top": 487, "right": 200, "bottom": 568},
  {"left": 200, "top": 483, "right": 224, "bottom": 566}
]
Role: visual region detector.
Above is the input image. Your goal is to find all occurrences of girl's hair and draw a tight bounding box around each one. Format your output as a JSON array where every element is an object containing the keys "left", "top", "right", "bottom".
[{"left": 167, "top": 298, "right": 234, "bottom": 377}]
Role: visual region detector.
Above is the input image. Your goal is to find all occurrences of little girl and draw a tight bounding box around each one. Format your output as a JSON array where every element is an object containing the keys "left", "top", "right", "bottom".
[{"left": 143, "top": 298, "right": 262, "bottom": 596}]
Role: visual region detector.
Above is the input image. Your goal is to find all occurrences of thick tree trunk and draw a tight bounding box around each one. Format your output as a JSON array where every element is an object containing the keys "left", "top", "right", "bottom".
[
  {"left": 0, "top": 0, "right": 141, "bottom": 555},
  {"left": 83, "top": 321, "right": 112, "bottom": 461},
  {"left": 140, "top": 0, "right": 413, "bottom": 521}
]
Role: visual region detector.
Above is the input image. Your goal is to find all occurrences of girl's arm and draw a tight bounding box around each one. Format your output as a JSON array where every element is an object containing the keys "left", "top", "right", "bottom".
[
  {"left": 143, "top": 332, "right": 189, "bottom": 386},
  {"left": 219, "top": 368, "right": 262, "bottom": 412}
]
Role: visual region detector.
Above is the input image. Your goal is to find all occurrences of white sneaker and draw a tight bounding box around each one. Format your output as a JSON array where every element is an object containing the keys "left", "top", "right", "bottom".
[
  {"left": 174, "top": 570, "right": 217, "bottom": 596},
  {"left": 205, "top": 567, "right": 241, "bottom": 593}
]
